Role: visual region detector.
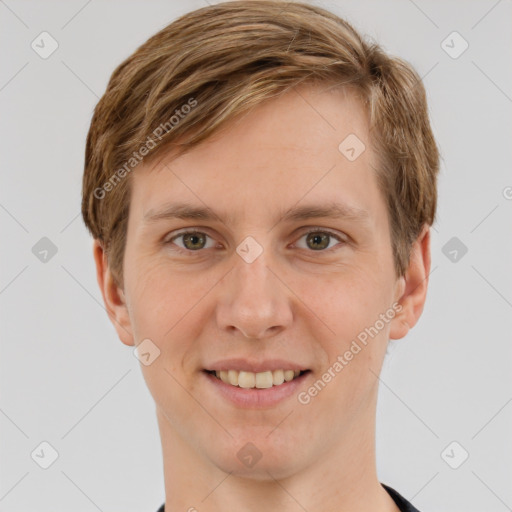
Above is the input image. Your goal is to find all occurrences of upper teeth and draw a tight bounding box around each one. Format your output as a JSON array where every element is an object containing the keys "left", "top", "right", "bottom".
[{"left": 215, "top": 369, "right": 301, "bottom": 389}]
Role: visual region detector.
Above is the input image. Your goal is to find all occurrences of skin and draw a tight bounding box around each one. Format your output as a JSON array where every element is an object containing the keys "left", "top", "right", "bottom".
[{"left": 94, "top": 83, "right": 431, "bottom": 512}]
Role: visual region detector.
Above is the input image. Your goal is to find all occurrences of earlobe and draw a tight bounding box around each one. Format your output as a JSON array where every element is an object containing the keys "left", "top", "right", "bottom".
[
  {"left": 389, "top": 224, "right": 431, "bottom": 340},
  {"left": 92, "top": 239, "right": 135, "bottom": 346}
]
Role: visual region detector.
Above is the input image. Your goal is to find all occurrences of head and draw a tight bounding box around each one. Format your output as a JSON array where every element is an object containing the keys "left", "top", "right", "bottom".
[{"left": 83, "top": 0, "right": 439, "bottom": 479}]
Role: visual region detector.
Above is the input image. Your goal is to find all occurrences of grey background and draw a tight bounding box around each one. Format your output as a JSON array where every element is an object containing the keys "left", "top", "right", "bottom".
[{"left": 1, "top": 0, "right": 511, "bottom": 511}]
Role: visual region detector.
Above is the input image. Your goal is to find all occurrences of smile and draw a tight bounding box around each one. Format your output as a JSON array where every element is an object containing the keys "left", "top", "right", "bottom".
[
  {"left": 206, "top": 369, "right": 307, "bottom": 389},
  {"left": 202, "top": 368, "right": 312, "bottom": 408}
]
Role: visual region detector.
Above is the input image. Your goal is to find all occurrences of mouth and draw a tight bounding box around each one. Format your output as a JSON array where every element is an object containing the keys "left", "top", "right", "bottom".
[
  {"left": 203, "top": 369, "right": 311, "bottom": 389},
  {"left": 202, "top": 368, "right": 312, "bottom": 408}
]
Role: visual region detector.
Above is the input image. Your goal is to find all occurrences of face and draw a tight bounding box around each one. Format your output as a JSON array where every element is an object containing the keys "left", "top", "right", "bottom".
[{"left": 97, "top": 83, "right": 427, "bottom": 480}]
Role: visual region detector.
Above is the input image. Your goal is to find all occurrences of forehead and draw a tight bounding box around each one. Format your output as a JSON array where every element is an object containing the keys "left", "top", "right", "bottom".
[{"left": 129, "top": 83, "right": 381, "bottom": 226}]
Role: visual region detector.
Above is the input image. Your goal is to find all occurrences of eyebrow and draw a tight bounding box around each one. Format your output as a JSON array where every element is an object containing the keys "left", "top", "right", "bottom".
[{"left": 142, "top": 201, "right": 370, "bottom": 226}]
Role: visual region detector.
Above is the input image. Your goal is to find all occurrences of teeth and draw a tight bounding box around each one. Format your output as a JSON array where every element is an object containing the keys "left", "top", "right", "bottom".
[
  {"left": 227, "top": 370, "right": 238, "bottom": 386},
  {"left": 239, "top": 371, "right": 256, "bottom": 388},
  {"left": 213, "top": 369, "right": 303, "bottom": 388}
]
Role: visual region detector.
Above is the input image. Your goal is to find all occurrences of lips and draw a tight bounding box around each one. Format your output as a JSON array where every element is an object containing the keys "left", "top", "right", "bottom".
[
  {"left": 202, "top": 358, "right": 311, "bottom": 405},
  {"left": 202, "top": 368, "right": 311, "bottom": 408}
]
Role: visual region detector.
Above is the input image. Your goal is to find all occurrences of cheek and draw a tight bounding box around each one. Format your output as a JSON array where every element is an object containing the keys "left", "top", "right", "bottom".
[
  {"left": 127, "top": 265, "right": 208, "bottom": 411},
  {"left": 313, "top": 284, "right": 391, "bottom": 419},
  {"left": 127, "top": 262, "right": 219, "bottom": 374},
  {"left": 128, "top": 262, "right": 195, "bottom": 330},
  {"left": 312, "top": 269, "right": 393, "bottom": 383},
  {"left": 315, "top": 270, "right": 385, "bottom": 331}
]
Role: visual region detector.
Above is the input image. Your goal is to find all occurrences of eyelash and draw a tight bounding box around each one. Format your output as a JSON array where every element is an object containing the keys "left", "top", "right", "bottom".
[{"left": 164, "top": 227, "right": 346, "bottom": 255}]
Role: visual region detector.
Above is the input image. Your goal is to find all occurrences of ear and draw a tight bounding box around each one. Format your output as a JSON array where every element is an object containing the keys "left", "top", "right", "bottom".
[
  {"left": 389, "top": 224, "right": 431, "bottom": 340},
  {"left": 92, "top": 239, "right": 135, "bottom": 346}
]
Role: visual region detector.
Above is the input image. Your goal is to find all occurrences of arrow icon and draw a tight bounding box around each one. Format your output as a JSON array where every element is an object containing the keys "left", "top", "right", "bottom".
[
  {"left": 339, "top": 134, "right": 365, "bottom": 161},
  {"left": 236, "top": 236, "right": 263, "bottom": 263},
  {"left": 236, "top": 441, "right": 262, "bottom": 467},
  {"left": 32, "top": 238, "right": 58, "bottom": 262},
  {"left": 134, "top": 339, "right": 160, "bottom": 365},
  {"left": 440, "top": 440, "right": 469, "bottom": 469},
  {"left": 31, "top": 31, "right": 59, "bottom": 60},
  {"left": 31, "top": 441, "right": 59, "bottom": 469},
  {"left": 441, "top": 31, "right": 468, "bottom": 59},
  {"left": 442, "top": 237, "right": 467, "bottom": 263}
]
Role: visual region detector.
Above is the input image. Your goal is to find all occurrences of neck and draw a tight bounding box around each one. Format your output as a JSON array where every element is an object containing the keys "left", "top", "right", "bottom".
[{"left": 156, "top": 399, "right": 400, "bottom": 512}]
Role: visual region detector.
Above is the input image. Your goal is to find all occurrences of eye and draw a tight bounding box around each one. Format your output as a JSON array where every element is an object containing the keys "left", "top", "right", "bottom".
[
  {"left": 165, "top": 230, "right": 217, "bottom": 252},
  {"left": 164, "top": 228, "right": 346, "bottom": 254},
  {"left": 294, "top": 228, "right": 346, "bottom": 252}
]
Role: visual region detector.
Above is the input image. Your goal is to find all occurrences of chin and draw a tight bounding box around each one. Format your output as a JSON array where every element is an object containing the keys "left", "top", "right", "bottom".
[
  {"left": 213, "top": 455, "right": 301, "bottom": 481},
  {"left": 206, "top": 433, "right": 305, "bottom": 480}
]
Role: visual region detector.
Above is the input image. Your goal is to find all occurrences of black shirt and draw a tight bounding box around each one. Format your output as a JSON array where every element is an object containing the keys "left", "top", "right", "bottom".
[
  {"left": 382, "top": 484, "right": 420, "bottom": 511},
  {"left": 155, "top": 483, "right": 420, "bottom": 511}
]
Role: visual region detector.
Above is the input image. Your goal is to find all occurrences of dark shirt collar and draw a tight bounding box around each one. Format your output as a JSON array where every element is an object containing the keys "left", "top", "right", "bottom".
[
  {"left": 156, "top": 483, "right": 420, "bottom": 512},
  {"left": 382, "top": 483, "right": 421, "bottom": 511}
]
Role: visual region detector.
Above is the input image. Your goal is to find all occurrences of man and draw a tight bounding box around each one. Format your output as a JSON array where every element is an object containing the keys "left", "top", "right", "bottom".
[{"left": 82, "top": 1, "right": 439, "bottom": 510}]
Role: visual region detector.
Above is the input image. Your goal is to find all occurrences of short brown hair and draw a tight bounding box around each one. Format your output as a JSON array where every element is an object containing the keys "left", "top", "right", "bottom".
[{"left": 82, "top": 0, "right": 440, "bottom": 288}]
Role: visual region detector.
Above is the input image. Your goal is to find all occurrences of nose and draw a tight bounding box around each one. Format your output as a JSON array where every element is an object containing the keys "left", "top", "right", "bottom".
[{"left": 215, "top": 246, "right": 293, "bottom": 340}]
